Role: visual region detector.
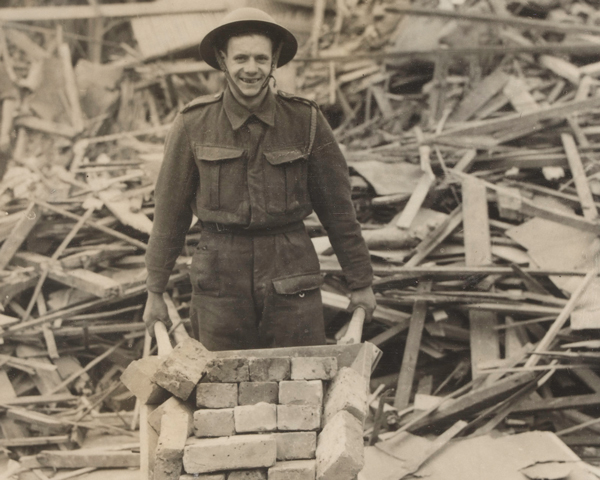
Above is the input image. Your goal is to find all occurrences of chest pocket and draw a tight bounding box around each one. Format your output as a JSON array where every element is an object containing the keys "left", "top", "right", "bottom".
[
  {"left": 263, "top": 147, "right": 310, "bottom": 215},
  {"left": 195, "top": 145, "right": 245, "bottom": 212}
]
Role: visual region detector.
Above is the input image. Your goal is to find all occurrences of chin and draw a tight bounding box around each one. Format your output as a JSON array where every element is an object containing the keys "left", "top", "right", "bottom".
[{"left": 237, "top": 81, "right": 264, "bottom": 97}]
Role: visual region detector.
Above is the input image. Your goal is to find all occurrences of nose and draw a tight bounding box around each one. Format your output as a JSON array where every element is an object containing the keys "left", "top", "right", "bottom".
[{"left": 244, "top": 58, "right": 258, "bottom": 74}]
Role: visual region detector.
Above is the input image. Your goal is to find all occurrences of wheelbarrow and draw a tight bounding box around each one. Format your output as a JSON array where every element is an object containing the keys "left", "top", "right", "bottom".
[{"left": 139, "top": 305, "right": 375, "bottom": 480}]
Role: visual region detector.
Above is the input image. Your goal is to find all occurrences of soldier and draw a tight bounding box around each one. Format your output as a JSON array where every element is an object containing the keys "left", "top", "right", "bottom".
[{"left": 143, "top": 7, "right": 376, "bottom": 350}]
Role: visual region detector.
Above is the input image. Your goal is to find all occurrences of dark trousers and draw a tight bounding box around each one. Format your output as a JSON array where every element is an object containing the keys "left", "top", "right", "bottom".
[{"left": 189, "top": 228, "right": 326, "bottom": 351}]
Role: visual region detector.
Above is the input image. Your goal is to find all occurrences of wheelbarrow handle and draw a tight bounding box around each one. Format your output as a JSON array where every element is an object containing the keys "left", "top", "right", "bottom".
[
  {"left": 154, "top": 321, "right": 173, "bottom": 356},
  {"left": 338, "top": 307, "right": 366, "bottom": 345}
]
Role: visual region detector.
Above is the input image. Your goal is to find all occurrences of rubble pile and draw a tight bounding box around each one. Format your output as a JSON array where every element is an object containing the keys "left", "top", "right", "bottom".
[{"left": 1, "top": 0, "right": 600, "bottom": 479}]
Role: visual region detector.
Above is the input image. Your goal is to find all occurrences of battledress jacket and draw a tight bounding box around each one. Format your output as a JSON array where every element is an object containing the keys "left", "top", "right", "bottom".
[{"left": 145, "top": 87, "right": 373, "bottom": 295}]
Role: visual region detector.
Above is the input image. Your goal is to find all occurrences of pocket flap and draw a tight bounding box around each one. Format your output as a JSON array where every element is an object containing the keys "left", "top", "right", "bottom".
[
  {"left": 264, "top": 148, "right": 306, "bottom": 166},
  {"left": 195, "top": 145, "right": 244, "bottom": 162},
  {"left": 273, "top": 272, "right": 323, "bottom": 295}
]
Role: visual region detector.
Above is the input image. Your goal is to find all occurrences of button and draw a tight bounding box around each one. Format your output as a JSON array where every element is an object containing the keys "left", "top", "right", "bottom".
[{"left": 299, "top": 292, "right": 305, "bottom": 298}]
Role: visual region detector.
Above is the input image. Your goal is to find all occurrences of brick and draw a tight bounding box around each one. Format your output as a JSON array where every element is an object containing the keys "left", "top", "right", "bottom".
[
  {"left": 227, "top": 469, "right": 267, "bottom": 480},
  {"left": 154, "top": 403, "right": 194, "bottom": 480},
  {"left": 196, "top": 383, "right": 238, "bottom": 409},
  {"left": 248, "top": 357, "right": 291, "bottom": 382},
  {"left": 273, "top": 432, "right": 317, "bottom": 461},
  {"left": 291, "top": 358, "right": 337, "bottom": 381},
  {"left": 183, "top": 435, "right": 277, "bottom": 473},
  {"left": 238, "top": 382, "right": 278, "bottom": 405},
  {"left": 279, "top": 381, "right": 323, "bottom": 405},
  {"left": 316, "top": 411, "right": 364, "bottom": 480},
  {"left": 120, "top": 356, "right": 170, "bottom": 405},
  {"left": 149, "top": 397, "right": 194, "bottom": 436},
  {"left": 277, "top": 405, "right": 321, "bottom": 431},
  {"left": 235, "top": 403, "right": 277, "bottom": 433},
  {"left": 268, "top": 460, "right": 316, "bottom": 480},
  {"left": 193, "top": 408, "right": 235, "bottom": 438},
  {"left": 181, "top": 475, "right": 225, "bottom": 480},
  {"left": 153, "top": 338, "right": 215, "bottom": 401},
  {"left": 323, "top": 367, "right": 368, "bottom": 425},
  {"left": 205, "top": 358, "right": 249, "bottom": 383}
]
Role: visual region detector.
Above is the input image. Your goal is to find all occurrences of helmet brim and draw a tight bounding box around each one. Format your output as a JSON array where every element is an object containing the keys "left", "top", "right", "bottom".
[{"left": 200, "top": 19, "right": 298, "bottom": 70}]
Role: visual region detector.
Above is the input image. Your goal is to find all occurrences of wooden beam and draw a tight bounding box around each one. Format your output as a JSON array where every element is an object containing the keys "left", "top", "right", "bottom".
[
  {"left": 513, "top": 393, "right": 600, "bottom": 413},
  {"left": 525, "top": 267, "right": 598, "bottom": 368},
  {"left": 405, "top": 206, "right": 462, "bottom": 267},
  {"left": 462, "top": 176, "right": 499, "bottom": 378},
  {"left": 438, "top": 96, "right": 600, "bottom": 140},
  {"left": 451, "top": 70, "right": 509, "bottom": 122},
  {"left": 384, "top": 5, "right": 600, "bottom": 36},
  {"left": 453, "top": 172, "right": 600, "bottom": 235},
  {"left": 408, "top": 371, "right": 537, "bottom": 433},
  {"left": 35, "top": 199, "right": 147, "bottom": 251},
  {"left": 13, "top": 251, "right": 121, "bottom": 298},
  {"left": 36, "top": 450, "right": 140, "bottom": 468},
  {"left": 394, "top": 281, "right": 431, "bottom": 410},
  {"left": 47, "top": 338, "right": 126, "bottom": 395},
  {"left": 0, "top": 393, "right": 76, "bottom": 405},
  {"left": 562, "top": 133, "right": 598, "bottom": 221},
  {"left": 0, "top": 435, "right": 70, "bottom": 447},
  {"left": 0, "top": 1, "right": 224, "bottom": 22}
]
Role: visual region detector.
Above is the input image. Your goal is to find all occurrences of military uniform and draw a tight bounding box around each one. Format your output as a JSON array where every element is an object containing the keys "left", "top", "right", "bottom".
[{"left": 145, "top": 86, "right": 373, "bottom": 350}]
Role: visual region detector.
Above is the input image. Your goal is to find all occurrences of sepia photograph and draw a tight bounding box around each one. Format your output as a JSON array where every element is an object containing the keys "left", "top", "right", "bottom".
[{"left": 0, "top": 0, "right": 599, "bottom": 479}]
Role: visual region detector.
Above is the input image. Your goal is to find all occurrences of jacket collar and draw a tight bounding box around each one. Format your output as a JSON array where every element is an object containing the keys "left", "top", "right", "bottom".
[{"left": 223, "top": 86, "right": 276, "bottom": 130}]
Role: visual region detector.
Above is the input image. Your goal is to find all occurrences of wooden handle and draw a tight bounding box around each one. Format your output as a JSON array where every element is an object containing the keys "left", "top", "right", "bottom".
[
  {"left": 154, "top": 321, "right": 173, "bottom": 356},
  {"left": 338, "top": 308, "right": 366, "bottom": 345}
]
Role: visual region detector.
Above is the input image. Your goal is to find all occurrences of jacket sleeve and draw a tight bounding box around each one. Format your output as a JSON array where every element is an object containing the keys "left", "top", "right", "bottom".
[
  {"left": 307, "top": 110, "right": 373, "bottom": 290},
  {"left": 145, "top": 113, "right": 198, "bottom": 293}
]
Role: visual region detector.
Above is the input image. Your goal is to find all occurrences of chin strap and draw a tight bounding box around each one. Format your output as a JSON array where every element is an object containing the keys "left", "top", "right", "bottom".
[{"left": 214, "top": 40, "right": 284, "bottom": 95}]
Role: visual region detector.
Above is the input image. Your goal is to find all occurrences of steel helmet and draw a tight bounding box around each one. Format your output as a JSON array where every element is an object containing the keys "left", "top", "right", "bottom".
[{"left": 200, "top": 7, "right": 298, "bottom": 71}]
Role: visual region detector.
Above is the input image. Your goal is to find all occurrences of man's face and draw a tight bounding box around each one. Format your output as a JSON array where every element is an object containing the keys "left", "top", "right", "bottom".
[{"left": 221, "top": 34, "right": 273, "bottom": 98}]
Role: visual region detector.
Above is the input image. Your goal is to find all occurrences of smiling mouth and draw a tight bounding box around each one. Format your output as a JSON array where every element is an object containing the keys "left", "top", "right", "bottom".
[{"left": 240, "top": 78, "right": 261, "bottom": 84}]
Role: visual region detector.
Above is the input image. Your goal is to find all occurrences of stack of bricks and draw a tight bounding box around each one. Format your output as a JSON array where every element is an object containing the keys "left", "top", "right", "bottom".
[{"left": 174, "top": 355, "right": 368, "bottom": 480}]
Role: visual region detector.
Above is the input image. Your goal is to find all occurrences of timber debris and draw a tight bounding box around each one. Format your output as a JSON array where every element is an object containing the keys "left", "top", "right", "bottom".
[{"left": 1, "top": 0, "right": 600, "bottom": 479}]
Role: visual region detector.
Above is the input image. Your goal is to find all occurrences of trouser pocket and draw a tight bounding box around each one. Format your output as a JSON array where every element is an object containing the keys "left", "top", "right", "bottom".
[
  {"left": 190, "top": 249, "right": 220, "bottom": 296},
  {"left": 272, "top": 272, "right": 324, "bottom": 296}
]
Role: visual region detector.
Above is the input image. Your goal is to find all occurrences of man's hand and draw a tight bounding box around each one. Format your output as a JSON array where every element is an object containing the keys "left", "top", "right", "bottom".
[
  {"left": 143, "top": 292, "right": 172, "bottom": 337},
  {"left": 348, "top": 286, "right": 377, "bottom": 322}
]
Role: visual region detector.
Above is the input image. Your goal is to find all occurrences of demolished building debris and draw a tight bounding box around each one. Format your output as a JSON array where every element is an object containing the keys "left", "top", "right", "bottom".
[{"left": 2, "top": 0, "right": 600, "bottom": 479}]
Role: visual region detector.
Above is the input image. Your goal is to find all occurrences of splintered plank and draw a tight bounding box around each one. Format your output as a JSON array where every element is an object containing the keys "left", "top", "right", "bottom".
[
  {"left": 539, "top": 55, "right": 581, "bottom": 85},
  {"left": 396, "top": 174, "right": 434, "bottom": 229},
  {"left": 405, "top": 206, "right": 462, "bottom": 267},
  {"left": 408, "top": 371, "right": 537, "bottom": 433},
  {"left": 561, "top": 133, "right": 598, "bottom": 221},
  {"left": 513, "top": 393, "right": 600, "bottom": 413},
  {"left": 0, "top": 202, "right": 42, "bottom": 270},
  {"left": 36, "top": 450, "right": 140, "bottom": 468},
  {"left": 525, "top": 268, "right": 598, "bottom": 368},
  {"left": 461, "top": 176, "right": 499, "bottom": 378},
  {"left": 503, "top": 76, "right": 539, "bottom": 114},
  {"left": 13, "top": 251, "right": 121, "bottom": 298},
  {"left": 370, "top": 85, "right": 394, "bottom": 118},
  {"left": 451, "top": 69, "right": 509, "bottom": 122},
  {"left": 98, "top": 189, "right": 153, "bottom": 235},
  {"left": 397, "top": 128, "right": 435, "bottom": 229},
  {"left": 456, "top": 171, "right": 600, "bottom": 234},
  {"left": 440, "top": 96, "right": 600, "bottom": 139},
  {"left": 394, "top": 281, "right": 431, "bottom": 410}
]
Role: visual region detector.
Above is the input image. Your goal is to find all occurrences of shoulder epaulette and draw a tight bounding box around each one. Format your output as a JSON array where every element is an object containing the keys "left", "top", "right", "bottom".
[
  {"left": 181, "top": 92, "right": 223, "bottom": 113},
  {"left": 277, "top": 90, "right": 318, "bottom": 109}
]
